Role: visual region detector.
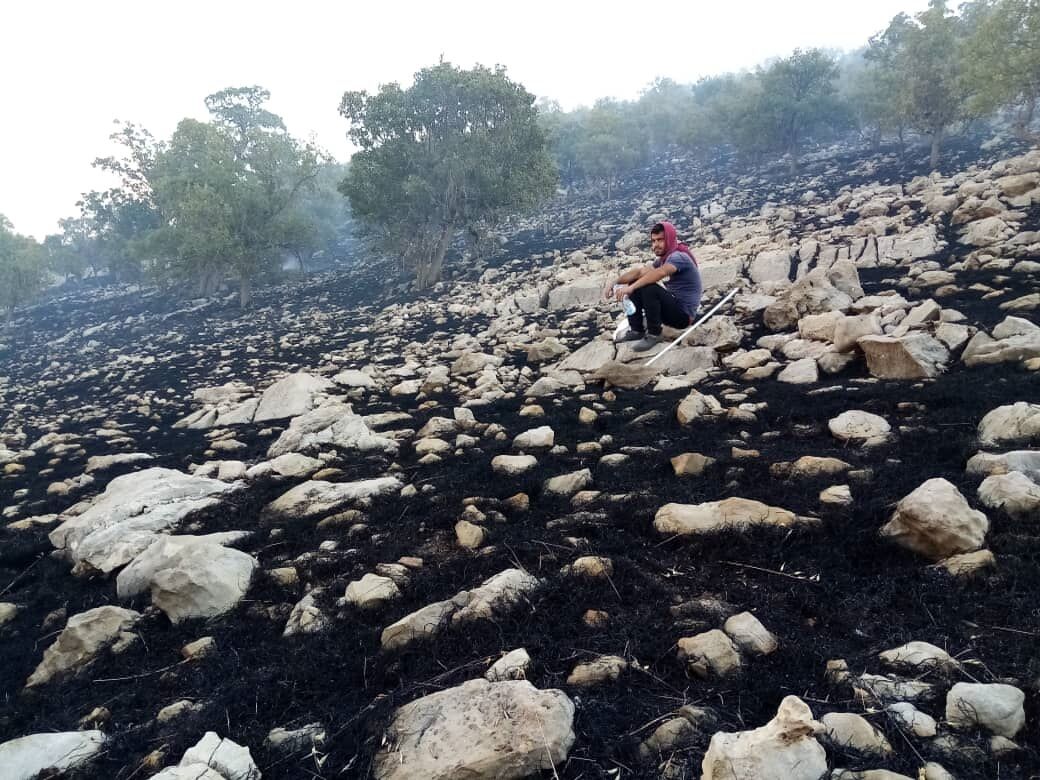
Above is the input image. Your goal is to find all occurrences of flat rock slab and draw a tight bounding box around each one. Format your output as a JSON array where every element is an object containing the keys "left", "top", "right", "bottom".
[
  {"left": 0, "top": 731, "right": 107, "bottom": 780},
  {"left": 264, "top": 476, "right": 402, "bottom": 520},
  {"left": 253, "top": 371, "right": 333, "bottom": 422},
  {"left": 27, "top": 606, "right": 141, "bottom": 687},
  {"left": 266, "top": 402, "right": 398, "bottom": 458},
  {"left": 655, "top": 497, "right": 810, "bottom": 536},
  {"left": 382, "top": 568, "right": 541, "bottom": 651},
  {"left": 49, "top": 467, "right": 240, "bottom": 573},
  {"left": 373, "top": 679, "right": 575, "bottom": 780}
]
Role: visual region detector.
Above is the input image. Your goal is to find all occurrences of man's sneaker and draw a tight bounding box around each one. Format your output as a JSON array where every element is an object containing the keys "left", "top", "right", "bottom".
[
  {"left": 616, "top": 329, "right": 645, "bottom": 343},
  {"left": 632, "top": 334, "right": 663, "bottom": 352}
]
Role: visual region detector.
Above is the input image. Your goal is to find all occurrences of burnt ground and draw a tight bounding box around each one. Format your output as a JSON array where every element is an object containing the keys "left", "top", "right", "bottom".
[{"left": 1, "top": 135, "right": 1039, "bottom": 779}]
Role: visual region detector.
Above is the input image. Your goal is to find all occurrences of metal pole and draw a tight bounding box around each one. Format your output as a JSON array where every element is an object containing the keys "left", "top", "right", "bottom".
[{"left": 645, "top": 288, "right": 739, "bottom": 366}]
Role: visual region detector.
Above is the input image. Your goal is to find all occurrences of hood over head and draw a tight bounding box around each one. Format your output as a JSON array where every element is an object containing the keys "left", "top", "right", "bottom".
[{"left": 653, "top": 221, "right": 697, "bottom": 266}]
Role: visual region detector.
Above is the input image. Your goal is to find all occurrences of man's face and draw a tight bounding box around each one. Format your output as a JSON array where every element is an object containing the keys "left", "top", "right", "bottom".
[{"left": 651, "top": 230, "right": 667, "bottom": 257}]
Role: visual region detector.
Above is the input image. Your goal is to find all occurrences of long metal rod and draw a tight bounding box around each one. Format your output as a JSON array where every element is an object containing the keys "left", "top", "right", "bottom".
[{"left": 645, "top": 288, "right": 738, "bottom": 366}]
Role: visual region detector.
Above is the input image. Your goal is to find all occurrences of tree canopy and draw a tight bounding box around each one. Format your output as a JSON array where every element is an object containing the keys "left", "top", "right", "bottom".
[{"left": 339, "top": 61, "right": 558, "bottom": 289}]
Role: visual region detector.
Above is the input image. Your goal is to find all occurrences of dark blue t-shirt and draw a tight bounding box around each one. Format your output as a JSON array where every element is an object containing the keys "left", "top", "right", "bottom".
[{"left": 655, "top": 250, "right": 702, "bottom": 318}]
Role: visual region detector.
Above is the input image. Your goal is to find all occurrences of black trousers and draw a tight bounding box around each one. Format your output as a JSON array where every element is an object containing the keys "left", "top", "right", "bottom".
[{"left": 627, "top": 284, "right": 690, "bottom": 335}]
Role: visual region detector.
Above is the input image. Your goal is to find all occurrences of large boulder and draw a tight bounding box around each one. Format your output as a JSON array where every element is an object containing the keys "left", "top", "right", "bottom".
[
  {"left": 879, "top": 478, "right": 989, "bottom": 561},
  {"left": 49, "top": 467, "right": 239, "bottom": 574},
  {"left": 115, "top": 535, "right": 257, "bottom": 622},
  {"left": 702, "top": 696, "right": 827, "bottom": 780},
  {"left": 266, "top": 402, "right": 398, "bottom": 458},
  {"left": 945, "top": 683, "right": 1025, "bottom": 738},
  {"left": 750, "top": 248, "right": 794, "bottom": 284},
  {"left": 858, "top": 334, "right": 949, "bottom": 379},
  {"left": 373, "top": 679, "right": 575, "bottom": 780},
  {"left": 177, "top": 732, "right": 261, "bottom": 780},
  {"left": 978, "top": 402, "right": 1040, "bottom": 447},
  {"left": 26, "top": 606, "right": 141, "bottom": 687},
  {"left": 763, "top": 264, "right": 860, "bottom": 332},
  {"left": 0, "top": 731, "right": 107, "bottom": 780},
  {"left": 264, "top": 477, "right": 403, "bottom": 520},
  {"left": 253, "top": 371, "right": 333, "bottom": 422}
]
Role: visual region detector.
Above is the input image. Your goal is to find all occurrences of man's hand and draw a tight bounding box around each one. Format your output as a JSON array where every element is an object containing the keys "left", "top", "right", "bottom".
[
  {"left": 601, "top": 280, "right": 616, "bottom": 301},
  {"left": 613, "top": 284, "right": 632, "bottom": 302}
]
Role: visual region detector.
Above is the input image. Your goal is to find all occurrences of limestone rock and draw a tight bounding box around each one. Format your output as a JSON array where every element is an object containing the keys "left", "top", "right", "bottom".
[
  {"left": 945, "top": 682, "right": 1025, "bottom": 738},
  {"left": 491, "top": 454, "right": 538, "bottom": 476},
  {"left": 266, "top": 402, "right": 398, "bottom": 458},
  {"left": 558, "top": 339, "right": 616, "bottom": 372},
  {"left": 513, "top": 426, "right": 554, "bottom": 449},
  {"left": 678, "top": 629, "right": 742, "bottom": 678},
  {"left": 381, "top": 569, "right": 541, "bottom": 651},
  {"left": 671, "top": 452, "right": 716, "bottom": 476},
  {"left": 858, "top": 334, "right": 949, "bottom": 379},
  {"left": 179, "top": 731, "right": 260, "bottom": 780},
  {"left": 264, "top": 477, "right": 402, "bottom": 520},
  {"left": 655, "top": 497, "right": 806, "bottom": 536},
  {"left": 702, "top": 696, "right": 826, "bottom": 780},
  {"left": 49, "top": 467, "right": 239, "bottom": 573},
  {"left": 778, "top": 357, "right": 819, "bottom": 384},
  {"left": 828, "top": 410, "right": 891, "bottom": 446},
  {"left": 821, "top": 712, "right": 892, "bottom": 755},
  {"left": 373, "top": 679, "right": 575, "bottom": 780},
  {"left": 676, "top": 390, "right": 723, "bottom": 424},
  {"left": 566, "top": 655, "right": 627, "bottom": 687},
  {"left": 26, "top": 606, "right": 141, "bottom": 687},
  {"left": 978, "top": 471, "right": 1040, "bottom": 516},
  {"left": 879, "top": 641, "right": 958, "bottom": 673},
  {"left": 880, "top": 478, "right": 988, "bottom": 561},
  {"left": 486, "top": 648, "right": 531, "bottom": 682},
  {"left": 344, "top": 573, "right": 401, "bottom": 609},
  {"left": 283, "top": 590, "right": 329, "bottom": 636},
  {"left": 0, "top": 731, "right": 107, "bottom": 780},
  {"left": 886, "top": 702, "right": 938, "bottom": 737},
  {"left": 978, "top": 402, "right": 1040, "bottom": 447},
  {"left": 118, "top": 537, "right": 257, "bottom": 623},
  {"left": 723, "top": 611, "right": 778, "bottom": 656},
  {"left": 253, "top": 371, "right": 333, "bottom": 422},
  {"left": 544, "top": 468, "right": 592, "bottom": 497}
]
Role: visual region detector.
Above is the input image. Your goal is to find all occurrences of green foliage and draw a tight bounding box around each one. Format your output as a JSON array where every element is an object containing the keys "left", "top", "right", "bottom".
[
  {"left": 92, "top": 87, "right": 322, "bottom": 305},
  {"left": 340, "top": 61, "right": 557, "bottom": 288},
  {"left": 0, "top": 215, "right": 45, "bottom": 317},
  {"left": 868, "top": 1, "right": 969, "bottom": 168},
  {"left": 961, "top": 0, "right": 1040, "bottom": 138}
]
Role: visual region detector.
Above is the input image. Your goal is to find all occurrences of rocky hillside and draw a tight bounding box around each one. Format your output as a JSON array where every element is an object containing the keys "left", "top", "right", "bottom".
[{"left": 1, "top": 138, "right": 1038, "bottom": 780}]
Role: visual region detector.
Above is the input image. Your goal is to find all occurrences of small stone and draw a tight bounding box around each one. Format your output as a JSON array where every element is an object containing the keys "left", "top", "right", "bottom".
[
  {"left": 77, "top": 706, "right": 111, "bottom": 729},
  {"left": 582, "top": 609, "right": 610, "bottom": 628},
  {"left": 267, "top": 567, "right": 299, "bottom": 587},
  {"left": 677, "top": 629, "right": 742, "bottom": 678},
  {"left": 821, "top": 712, "right": 893, "bottom": 755},
  {"left": 0, "top": 602, "right": 18, "bottom": 626},
  {"left": 544, "top": 468, "right": 592, "bottom": 497},
  {"left": 157, "top": 699, "right": 205, "bottom": 723},
  {"left": 820, "top": 485, "right": 853, "bottom": 505},
  {"left": 344, "top": 573, "right": 401, "bottom": 609},
  {"left": 485, "top": 648, "right": 531, "bottom": 682},
  {"left": 937, "top": 549, "right": 995, "bottom": 576},
  {"left": 566, "top": 556, "right": 613, "bottom": 579},
  {"left": 566, "top": 655, "right": 627, "bottom": 687},
  {"left": 886, "top": 702, "right": 937, "bottom": 737},
  {"left": 578, "top": 407, "right": 598, "bottom": 424},
  {"left": 503, "top": 492, "right": 530, "bottom": 513},
  {"left": 455, "top": 520, "right": 487, "bottom": 550},
  {"left": 671, "top": 452, "right": 716, "bottom": 476},
  {"left": 181, "top": 637, "right": 215, "bottom": 660},
  {"left": 491, "top": 454, "right": 538, "bottom": 476},
  {"left": 723, "top": 612, "right": 778, "bottom": 656}
]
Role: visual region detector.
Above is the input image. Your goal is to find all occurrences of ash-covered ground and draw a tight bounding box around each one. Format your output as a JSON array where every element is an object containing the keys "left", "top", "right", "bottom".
[{"left": 1, "top": 137, "right": 1039, "bottom": 780}]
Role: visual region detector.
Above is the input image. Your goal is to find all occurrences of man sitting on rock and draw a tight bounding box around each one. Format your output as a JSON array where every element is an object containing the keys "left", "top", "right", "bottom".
[{"left": 602, "top": 221, "right": 702, "bottom": 352}]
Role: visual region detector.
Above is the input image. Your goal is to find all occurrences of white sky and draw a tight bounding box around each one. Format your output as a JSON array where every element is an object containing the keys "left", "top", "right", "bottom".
[{"left": 3, "top": 0, "right": 929, "bottom": 239}]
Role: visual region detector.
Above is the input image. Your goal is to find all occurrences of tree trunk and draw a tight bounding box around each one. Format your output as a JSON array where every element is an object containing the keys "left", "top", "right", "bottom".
[
  {"left": 296, "top": 252, "right": 307, "bottom": 274},
  {"left": 871, "top": 128, "right": 882, "bottom": 153},
  {"left": 1014, "top": 95, "right": 1037, "bottom": 141},
  {"left": 239, "top": 275, "right": 252, "bottom": 308},
  {"left": 929, "top": 125, "right": 945, "bottom": 172},
  {"left": 415, "top": 224, "right": 453, "bottom": 290}
]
